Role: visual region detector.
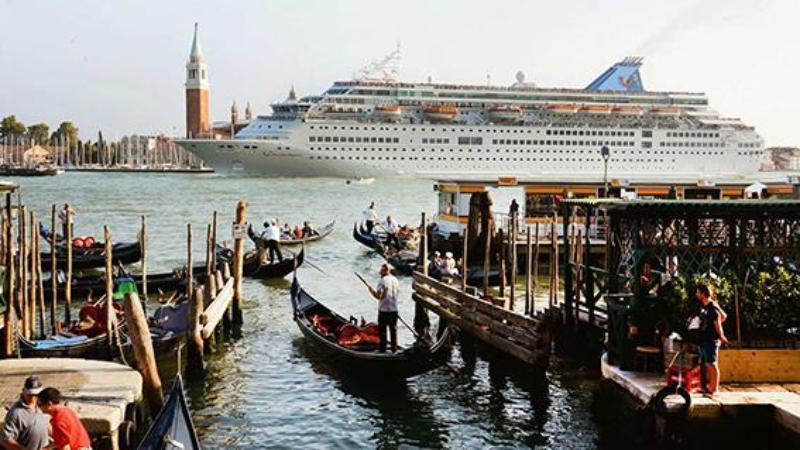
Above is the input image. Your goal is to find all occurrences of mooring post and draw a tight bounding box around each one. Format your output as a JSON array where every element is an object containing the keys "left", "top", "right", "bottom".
[
  {"left": 34, "top": 211, "right": 45, "bottom": 338},
  {"left": 482, "top": 213, "right": 492, "bottom": 298},
  {"left": 461, "top": 223, "right": 469, "bottom": 292},
  {"left": 232, "top": 201, "right": 247, "bottom": 326},
  {"left": 64, "top": 205, "right": 72, "bottom": 324},
  {"left": 211, "top": 211, "right": 218, "bottom": 272},
  {"left": 525, "top": 226, "right": 532, "bottom": 317},
  {"left": 187, "top": 287, "right": 205, "bottom": 379},
  {"left": 552, "top": 215, "right": 559, "bottom": 307},
  {"left": 510, "top": 212, "right": 518, "bottom": 311},
  {"left": 104, "top": 225, "right": 114, "bottom": 349},
  {"left": 28, "top": 210, "right": 37, "bottom": 338},
  {"left": 50, "top": 205, "right": 57, "bottom": 335},
  {"left": 122, "top": 291, "right": 164, "bottom": 416},
  {"left": 532, "top": 223, "right": 540, "bottom": 315},
  {"left": 421, "top": 212, "right": 428, "bottom": 276},
  {"left": 203, "top": 224, "right": 216, "bottom": 351},
  {"left": 186, "top": 224, "right": 193, "bottom": 302},
  {"left": 3, "top": 195, "right": 15, "bottom": 356},
  {"left": 498, "top": 229, "right": 506, "bottom": 300},
  {"left": 19, "top": 205, "right": 28, "bottom": 339},
  {"left": 140, "top": 215, "right": 148, "bottom": 303}
]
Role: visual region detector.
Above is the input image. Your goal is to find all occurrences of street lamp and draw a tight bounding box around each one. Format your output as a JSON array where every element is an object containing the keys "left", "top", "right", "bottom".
[{"left": 601, "top": 145, "right": 610, "bottom": 198}]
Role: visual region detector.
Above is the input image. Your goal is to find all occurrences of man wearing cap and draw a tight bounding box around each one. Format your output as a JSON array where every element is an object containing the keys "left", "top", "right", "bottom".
[
  {"left": 1, "top": 375, "right": 50, "bottom": 450},
  {"left": 37, "top": 388, "right": 91, "bottom": 450},
  {"left": 367, "top": 263, "right": 400, "bottom": 353}
]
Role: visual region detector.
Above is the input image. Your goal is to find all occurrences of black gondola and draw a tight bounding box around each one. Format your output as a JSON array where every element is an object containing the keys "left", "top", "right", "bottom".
[
  {"left": 250, "top": 219, "right": 336, "bottom": 246},
  {"left": 40, "top": 241, "right": 142, "bottom": 271},
  {"left": 137, "top": 375, "right": 199, "bottom": 450},
  {"left": 290, "top": 277, "right": 452, "bottom": 379},
  {"left": 352, "top": 222, "right": 384, "bottom": 251},
  {"left": 18, "top": 332, "right": 118, "bottom": 360},
  {"left": 217, "top": 246, "right": 304, "bottom": 279},
  {"left": 353, "top": 223, "right": 418, "bottom": 275}
]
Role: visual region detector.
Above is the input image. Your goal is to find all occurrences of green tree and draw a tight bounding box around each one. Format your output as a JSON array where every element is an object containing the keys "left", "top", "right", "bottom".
[
  {"left": 0, "top": 115, "right": 26, "bottom": 138},
  {"left": 50, "top": 121, "right": 79, "bottom": 148},
  {"left": 26, "top": 123, "right": 50, "bottom": 144}
]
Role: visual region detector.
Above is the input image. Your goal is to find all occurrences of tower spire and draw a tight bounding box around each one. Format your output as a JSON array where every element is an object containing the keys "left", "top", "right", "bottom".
[{"left": 190, "top": 22, "right": 204, "bottom": 63}]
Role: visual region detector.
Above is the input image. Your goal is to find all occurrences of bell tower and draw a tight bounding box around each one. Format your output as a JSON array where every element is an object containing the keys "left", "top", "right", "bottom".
[{"left": 185, "top": 23, "right": 210, "bottom": 138}]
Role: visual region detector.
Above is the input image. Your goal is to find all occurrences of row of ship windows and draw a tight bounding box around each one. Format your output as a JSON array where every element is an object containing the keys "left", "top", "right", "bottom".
[
  {"left": 307, "top": 147, "right": 727, "bottom": 156},
  {"left": 666, "top": 131, "right": 720, "bottom": 138},
  {"left": 660, "top": 141, "right": 722, "bottom": 148},
  {"left": 546, "top": 129, "right": 635, "bottom": 137},
  {"left": 309, "top": 136, "right": 400, "bottom": 143},
  {"left": 308, "top": 124, "right": 642, "bottom": 135},
  {"left": 308, "top": 155, "right": 670, "bottom": 163},
  {"left": 737, "top": 143, "right": 759, "bottom": 148}
]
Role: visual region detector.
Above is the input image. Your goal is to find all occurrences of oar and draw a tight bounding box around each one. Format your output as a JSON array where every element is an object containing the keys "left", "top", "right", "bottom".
[
  {"left": 354, "top": 271, "right": 421, "bottom": 339},
  {"left": 304, "top": 258, "right": 330, "bottom": 277}
]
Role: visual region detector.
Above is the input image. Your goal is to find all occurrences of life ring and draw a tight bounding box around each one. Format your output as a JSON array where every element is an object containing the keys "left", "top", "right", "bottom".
[{"left": 651, "top": 384, "right": 692, "bottom": 418}]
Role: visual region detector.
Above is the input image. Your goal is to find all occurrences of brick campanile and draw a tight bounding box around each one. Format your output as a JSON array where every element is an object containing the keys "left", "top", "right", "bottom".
[{"left": 185, "top": 23, "right": 210, "bottom": 138}]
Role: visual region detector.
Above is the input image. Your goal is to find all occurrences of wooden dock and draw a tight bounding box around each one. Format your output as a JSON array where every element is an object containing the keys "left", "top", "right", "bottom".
[
  {"left": 601, "top": 353, "right": 800, "bottom": 434},
  {"left": 0, "top": 358, "right": 142, "bottom": 449}
]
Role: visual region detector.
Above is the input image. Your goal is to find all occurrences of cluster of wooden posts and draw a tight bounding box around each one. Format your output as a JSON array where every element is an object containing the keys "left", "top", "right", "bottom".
[{"left": 411, "top": 196, "right": 565, "bottom": 367}]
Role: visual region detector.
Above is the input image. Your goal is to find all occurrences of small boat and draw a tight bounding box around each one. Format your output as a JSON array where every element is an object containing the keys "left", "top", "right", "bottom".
[
  {"left": 137, "top": 375, "right": 199, "bottom": 450},
  {"left": 488, "top": 105, "right": 523, "bottom": 123},
  {"left": 40, "top": 241, "right": 142, "bottom": 271},
  {"left": 352, "top": 222, "right": 384, "bottom": 252},
  {"left": 372, "top": 105, "right": 402, "bottom": 122},
  {"left": 291, "top": 277, "right": 452, "bottom": 378},
  {"left": 422, "top": 104, "right": 458, "bottom": 122},
  {"left": 249, "top": 219, "right": 336, "bottom": 246},
  {"left": 353, "top": 223, "right": 419, "bottom": 274},
  {"left": 216, "top": 246, "right": 304, "bottom": 279}
]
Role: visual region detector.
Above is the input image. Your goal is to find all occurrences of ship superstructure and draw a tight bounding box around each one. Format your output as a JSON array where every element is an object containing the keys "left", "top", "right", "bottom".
[{"left": 177, "top": 57, "right": 764, "bottom": 179}]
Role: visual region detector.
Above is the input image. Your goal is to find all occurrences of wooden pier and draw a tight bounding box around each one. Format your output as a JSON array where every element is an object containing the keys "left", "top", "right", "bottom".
[{"left": 0, "top": 358, "right": 142, "bottom": 449}]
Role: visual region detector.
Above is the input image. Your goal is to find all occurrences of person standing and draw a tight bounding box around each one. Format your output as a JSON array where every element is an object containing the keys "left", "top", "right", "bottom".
[
  {"left": 367, "top": 263, "right": 400, "bottom": 353},
  {"left": 37, "top": 388, "right": 91, "bottom": 450},
  {"left": 362, "top": 202, "right": 378, "bottom": 234},
  {"left": 260, "top": 220, "right": 283, "bottom": 264},
  {"left": 384, "top": 215, "right": 400, "bottom": 250},
  {"left": 1, "top": 375, "right": 50, "bottom": 450},
  {"left": 695, "top": 284, "right": 728, "bottom": 397}
]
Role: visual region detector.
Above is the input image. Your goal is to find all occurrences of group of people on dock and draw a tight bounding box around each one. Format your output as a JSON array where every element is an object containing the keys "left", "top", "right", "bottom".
[{"left": 1, "top": 375, "right": 90, "bottom": 450}]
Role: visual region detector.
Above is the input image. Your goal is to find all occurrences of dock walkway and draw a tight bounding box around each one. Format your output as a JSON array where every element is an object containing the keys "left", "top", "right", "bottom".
[
  {"left": 0, "top": 358, "right": 142, "bottom": 448},
  {"left": 601, "top": 353, "right": 800, "bottom": 434}
]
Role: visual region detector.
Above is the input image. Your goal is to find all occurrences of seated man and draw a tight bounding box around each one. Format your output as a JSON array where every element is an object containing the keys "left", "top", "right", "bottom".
[
  {"left": 428, "top": 251, "right": 443, "bottom": 279},
  {"left": 442, "top": 252, "right": 460, "bottom": 277}
]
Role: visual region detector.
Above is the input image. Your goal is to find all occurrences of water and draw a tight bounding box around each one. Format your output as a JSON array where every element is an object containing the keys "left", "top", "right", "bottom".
[{"left": 14, "top": 173, "right": 607, "bottom": 449}]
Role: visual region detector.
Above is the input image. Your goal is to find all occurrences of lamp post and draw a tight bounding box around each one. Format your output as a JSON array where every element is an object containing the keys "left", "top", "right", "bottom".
[{"left": 601, "top": 145, "right": 610, "bottom": 197}]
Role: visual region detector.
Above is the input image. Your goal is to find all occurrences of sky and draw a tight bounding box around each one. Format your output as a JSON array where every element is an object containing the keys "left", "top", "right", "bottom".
[{"left": 1, "top": 0, "right": 798, "bottom": 146}]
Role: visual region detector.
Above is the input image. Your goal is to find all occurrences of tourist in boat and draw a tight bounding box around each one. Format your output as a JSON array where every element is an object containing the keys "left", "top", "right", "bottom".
[
  {"left": 302, "top": 221, "right": 315, "bottom": 238},
  {"left": 260, "top": 220, "right": 283, "bottom": 264},
  {"left": 695, "top": 283, "right": 728, "bottom": 398},
  {"left": 0, "top": 375, "right": 49, "bottom": 450},
  {"left": 37, "top": 388, "right": 91, "bottom": 450},
  {"left": 384, "top": 216, "right": 400, "bottom": 249},
  {"left": 442, "top": 252, "right": 460, "bottom": 277},
  {"left": 281, "top": 223, "right": 293, "bottom": 239},
  {"left": 366, "top": 263, "right": 399, "bottom": 353},
  {"left": 293, "top": 224, "right": 303, "bottom": 240},
  {"left": 428, "top": 251, "right": 443, "bottom": 279},
  {"left": 362, "top": 202, "right": 378, "bottom": 233}
]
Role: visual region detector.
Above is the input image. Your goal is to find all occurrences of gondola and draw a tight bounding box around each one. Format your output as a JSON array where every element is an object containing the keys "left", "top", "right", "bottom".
[
  {"left": 137, "top": 375, "right": 199, "bottom": 450},
  {"left": 250, "top": 219, "right": 336, "bottom": 246},
  {"left": 353, "top": 223, "right": 418, "bottom": 274},
  {"left": 43, "top": 266, "right": 208, "bottom": 302},
  {"left": 217, "top": 246, "right": 304, "bottom": 279},
  {"left": 40, "top": 241, "right": 142, "bottom": 271},
  {"left": 352, "top": 222, "right": 384, "bottom": 251},
  {"left": 122, "top": 297, "right": 189, "bottom": 363},
  {"left": 291, "top": 277, "right": 452, "bottom": 378}
]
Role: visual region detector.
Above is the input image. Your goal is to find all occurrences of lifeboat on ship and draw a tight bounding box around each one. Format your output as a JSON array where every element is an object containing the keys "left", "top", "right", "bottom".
[
  {"left": 372, "top": 104, "right": 402, "bottom": 122},
  {"left": 579, "top": 104, "right": 611, "bottom": 114},
  {"left": 649, "top": 107, "right": 681, "bottom": 116},
  {"left": 423, "top": 104, "right": 458, "bottom": 122},
  {"left": 545, "top": 103, "right": 578, "bottom": 114},
  {"left": 487, "top": 105, "right": 523, "bottom": 123},
  {"left": 612, "top": 105, "right": 643, "bottom": 115}
]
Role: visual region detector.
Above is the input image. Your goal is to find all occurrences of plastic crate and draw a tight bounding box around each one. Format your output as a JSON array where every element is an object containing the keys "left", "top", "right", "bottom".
[{"left": 666, "top": 365, "right": 702, "bottom": 392}]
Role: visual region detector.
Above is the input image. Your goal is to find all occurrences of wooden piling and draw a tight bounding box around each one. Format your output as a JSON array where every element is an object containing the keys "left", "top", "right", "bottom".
[
  {"left": 532, "top": 223, "right": 540, "bottom": 315},
  {"left": 186, "top": 224, "right": 193, "bottom": 301},
  {"left": 34, "top": 212, "right": 45, "bottom": 338},
  {"left": 510, "top": 213, "right": 518, "bottom": 311},
  {"left": 421, "top": 212, "right": 428, "bottom": 276},
  {"left": 3, "top": 195, "right": 15, "bottom": 356},
  {"left": 525, "top": 226, "right": 532, "bottom": 317},
  {"left": 232, "top": 201, "right": 246, "bottom": 326},
  {"left": 104, "top": 226, "right": 114, "bottom": 349},
  {"left": 203, "top": 224, "right": 216, "bottom": 351},
  {"left": 498, "top": 229, "right": 506, "bottom": 300},
  {"left": 122, "top": 291, "right": 164, "bottom": 416},
  {"left": 19, "top": 205, "right": 28, "bottom": 339},
  {"left": 482, "top": 213, "right": 492, "bottom": 298},
  {"left": 552, "top": 217, "right": 559, "bottom": 306},
  {"left": 50, "top": 205, "right": 57, "bottom": 335},
  {"left": 461, "top": 224, "right": 469, "bottom": 292},
  {"left": 140, "top": 216, "right": 147, "bottom": 302},
  {"left": 64, "top": 205, "right": 72, "bottom": 324},
  {"left": 28, "top": 211, "right": 36, "bottom": 338},
  {"left": 211, "top": 211, "right": 218, "bottom": 272},
  {"left": 187, "top": 287, "right": 205, "bottom": 379}
]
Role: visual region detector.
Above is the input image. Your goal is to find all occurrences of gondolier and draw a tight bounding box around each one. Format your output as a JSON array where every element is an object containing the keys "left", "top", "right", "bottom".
[
  {"left": 260, "top": 220, "right": 283, "bottom": 264},
  {"left": 366, "top": 263, "right": 400, "bottom": 353},
  {"left": 384, "top": 215, "right": 400, "bottom": 250},
  {"left": 362, "top": 202, "right": 378, "bottom": 233}
]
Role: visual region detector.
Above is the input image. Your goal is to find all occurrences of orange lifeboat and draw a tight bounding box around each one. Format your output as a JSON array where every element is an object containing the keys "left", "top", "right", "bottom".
[
  {"left": 372, "top": 104, "right": 402, "bottom": 122},
  {"left": 612, "top": 105, "right": 643, "bottom": 115},
  {"left": 579, "top": 104, "right": 611, "bottom": 114},
  {"left": 488, "top": 105, "right": 523, "bottom": 123},
  {"left": 650, "top": 107, "right": 681, "bottom": 116},
  {"left": 545, "top": 103, "right": 578, "bottom": 114},
  {"left": 423, "top": 104, "right": 458, "bottom": 122}
]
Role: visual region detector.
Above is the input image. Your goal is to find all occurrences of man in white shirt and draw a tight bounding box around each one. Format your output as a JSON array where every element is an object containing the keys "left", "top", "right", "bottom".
[
  {"left": 259, "top": 220, "right": 283, "bottom": 264},
  {"left": 362, "top": 202, "right": 378, "bottom": 234},
  {"left": 384, "top": 215, "right": 400, "bottom": 250},
  {"left": 368, "top": 263, "right": 400, "bottom": 353}
]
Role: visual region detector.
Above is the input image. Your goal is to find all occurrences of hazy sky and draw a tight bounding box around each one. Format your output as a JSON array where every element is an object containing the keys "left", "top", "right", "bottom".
[{"left": 1, "top": 0, "right": 798, "bottom": 146}]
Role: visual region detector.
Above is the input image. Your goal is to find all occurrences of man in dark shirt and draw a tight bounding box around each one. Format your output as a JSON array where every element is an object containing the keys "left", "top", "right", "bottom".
[{"left": 695, "top": 284, "right": 728, "bottom": 397}]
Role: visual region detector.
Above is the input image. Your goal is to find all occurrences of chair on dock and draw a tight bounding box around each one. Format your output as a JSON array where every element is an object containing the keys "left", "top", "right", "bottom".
[{"left": 634, "top": 345, "right": 662, "bottom": 372}]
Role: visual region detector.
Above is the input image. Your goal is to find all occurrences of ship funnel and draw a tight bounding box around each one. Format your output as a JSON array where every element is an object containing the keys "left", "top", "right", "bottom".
[{"left": 586, "top": 57, "right": 645, "bottom": 92}]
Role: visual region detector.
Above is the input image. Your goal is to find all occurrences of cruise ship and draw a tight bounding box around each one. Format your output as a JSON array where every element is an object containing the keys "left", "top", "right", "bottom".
[{"left": 177, "top": 57, "right": 764, "bottom": 180}]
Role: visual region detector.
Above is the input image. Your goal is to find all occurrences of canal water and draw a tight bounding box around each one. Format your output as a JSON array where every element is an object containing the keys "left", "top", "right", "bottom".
[{"left": 16, "top": 173, "right": 617, "bottom": 449}]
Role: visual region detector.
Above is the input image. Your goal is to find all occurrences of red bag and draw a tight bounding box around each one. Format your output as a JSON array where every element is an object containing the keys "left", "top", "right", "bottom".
[{"left": 666, "top": 365, "right": 702, "bottom": 392}]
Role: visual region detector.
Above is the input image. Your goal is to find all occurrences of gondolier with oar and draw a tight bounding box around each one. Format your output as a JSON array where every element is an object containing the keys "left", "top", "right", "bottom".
[
  {"left": 362, "top": 263, "right": 400, "bottom": 353},
  {"left": 260, "top": 219, "right": 283, "bottom": 264},
  {"left": 362, "top": 201, "right": 378, "bottom": 234}
]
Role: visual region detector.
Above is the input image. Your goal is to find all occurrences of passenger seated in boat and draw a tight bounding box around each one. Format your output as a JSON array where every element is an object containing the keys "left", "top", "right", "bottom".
[
  {"left": 442, "top": 252, "right": 460, "bottom": 277},
  {"left": 281, "top": 223, "right": 293, "bottom": 239},
  {"left": 428, "top": 251, "right": 443, "bottom": 279},
  {"left": 293, "top": 224, "right": 303, "bottom": 239},
  {"left": 302, "top": 221, "right": 316, "bottom": 238}
]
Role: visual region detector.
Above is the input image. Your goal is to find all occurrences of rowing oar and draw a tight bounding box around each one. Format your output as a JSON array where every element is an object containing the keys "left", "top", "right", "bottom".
[
  {"left": 304, "top": 258, "right": 330, "bottom": 276},
  {"left": 354, "top": 271, "right": 420, "bottom": 339}
]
